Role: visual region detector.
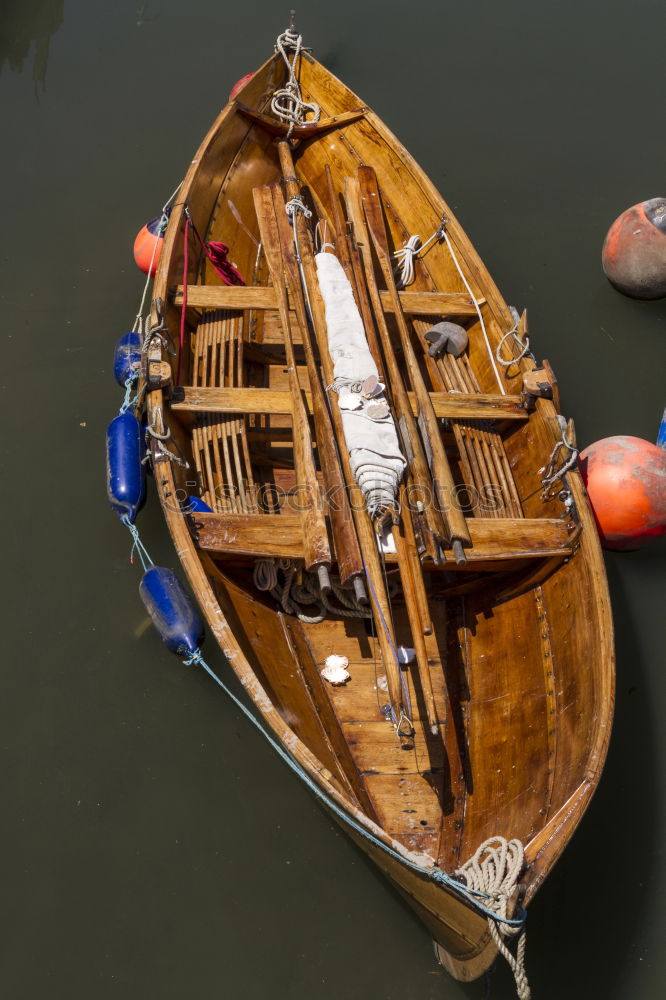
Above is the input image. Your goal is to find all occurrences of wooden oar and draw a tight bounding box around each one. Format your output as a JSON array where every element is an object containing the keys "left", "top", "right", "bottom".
[
  {"left": 252, "top": 184, "right": 332, "bottom": 589},
  {"left": 274, "top": 145, "right": 409, "bottom": 740},
  {"left": 323, "top": 169, "right": 439, "bottom": 731},
  {"left": 264, "top": 183, "right": 366, "bottom": 597},
  {"left": 343, "top": 174, "right": 447, "bottom": 561},
  {"left": 358, "top": 165, "right": 471, "bottom": 564}
]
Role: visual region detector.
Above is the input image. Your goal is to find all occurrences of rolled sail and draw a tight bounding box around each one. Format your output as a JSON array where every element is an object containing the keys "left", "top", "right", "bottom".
[{"left": 315, "top": 251, "right": 406, "bottom": 519}]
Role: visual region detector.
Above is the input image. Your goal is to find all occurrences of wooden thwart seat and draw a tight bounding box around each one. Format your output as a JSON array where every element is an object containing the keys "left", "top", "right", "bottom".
[
  {"left": 171, "top": 385, "right": 528, "bottom": 422},
  {"left": 173, "top": 284, "right": 479, "bottom": 318},
  {"left": 192, "top": 511, "right": 573, "bottom": 564}
]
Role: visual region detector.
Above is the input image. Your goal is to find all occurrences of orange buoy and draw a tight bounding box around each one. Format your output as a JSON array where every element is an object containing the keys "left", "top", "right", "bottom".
[
  {"left": 133, "top": 215, "right": 168, "bottom": 276},
  {"left": 579, "top": 436, "right": 666, "bottom": 550},
  {"left": 602, "top": 198, "right": 666, "bottom": 299},
  {"left": 229, "top": 72, "right": 254, "bottom": 102}
]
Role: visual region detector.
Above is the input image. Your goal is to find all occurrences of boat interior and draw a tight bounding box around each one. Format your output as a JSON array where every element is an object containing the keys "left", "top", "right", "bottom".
[{"left": 147, "top": 50, "right": 613, "bottom": 896}]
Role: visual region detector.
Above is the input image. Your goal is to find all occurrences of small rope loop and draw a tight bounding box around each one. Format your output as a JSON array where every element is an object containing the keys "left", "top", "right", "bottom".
[
  {"left": 315, "top": 219, "right": 334, "bottom": 253},
  {"left": 143, "top": 298, "right": 176, "bottom": 356},
  {"left": 182, "top": 648, "right": 204, "bottom": 668},
  {"left": 496, "top": 324, "right": 532, "bottom": 368},
  {"left": 253, "top": 559, "right": 278, "bottom": 592},
  {"left": 143, "top": 406, "right": 189, "bottom": 469},
  {"left": 541, "top": 416, "right": 578, "bottom": 493},
  {"left": 145, "top": 406, "right": 171, "bottom": 441},
  {"left": 396, "top": 711, "right": 415, "bottom": 741},
  {"left": 285, "top": 196, "right": 312, "bottom": 222}
]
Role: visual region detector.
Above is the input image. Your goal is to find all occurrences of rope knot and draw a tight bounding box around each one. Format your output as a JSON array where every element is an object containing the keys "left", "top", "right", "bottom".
[
  {"left": 277, "top": 27, "right": 300, "bottom": 52},
  {"left": 271, "top": 25, "right": 320, "bottom": 137},
  {"left": 285, "top": 196, "right": 312, "bottom": 221}
]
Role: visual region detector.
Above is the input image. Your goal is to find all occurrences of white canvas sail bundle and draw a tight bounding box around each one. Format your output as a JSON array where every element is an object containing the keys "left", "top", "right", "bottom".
[{"left": 315, "top": 251, "right": 406, "bottom": 518}]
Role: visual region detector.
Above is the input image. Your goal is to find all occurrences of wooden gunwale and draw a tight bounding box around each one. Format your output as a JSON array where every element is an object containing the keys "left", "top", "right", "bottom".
[{"left": 146, "top": 46, "right": 614, "bottom": 979}]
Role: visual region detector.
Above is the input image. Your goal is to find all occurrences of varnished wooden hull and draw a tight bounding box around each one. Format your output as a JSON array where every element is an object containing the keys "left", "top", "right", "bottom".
[{"left": 145, "top": 45, "right": 614, "bottom": 979}]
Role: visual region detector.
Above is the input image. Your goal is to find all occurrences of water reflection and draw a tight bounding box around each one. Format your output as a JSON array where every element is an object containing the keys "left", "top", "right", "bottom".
[{"left": 0, "top": 0, "right": 64, "bottom": 91}]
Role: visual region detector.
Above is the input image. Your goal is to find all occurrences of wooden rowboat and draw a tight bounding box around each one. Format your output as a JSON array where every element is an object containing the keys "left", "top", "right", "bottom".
[{"left": 141, "top": 25, "right": 614, "bottom": 990}]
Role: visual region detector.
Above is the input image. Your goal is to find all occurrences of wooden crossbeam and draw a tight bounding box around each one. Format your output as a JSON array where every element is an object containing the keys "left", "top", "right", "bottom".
[
  {"left": 236, "top": 103, "right": 369, "bottom": 138},
  {"left": 171, "top": 385, "right": 528, "bottom": 421},
  {"left": 192, "top": 512, "right": 572, "bottom": 562},
  {"left": 192, "top": 512, "right": 304, "bottom": 559},
  {"left": 173, "top": 284, "right": 477, "bottom": 317}
]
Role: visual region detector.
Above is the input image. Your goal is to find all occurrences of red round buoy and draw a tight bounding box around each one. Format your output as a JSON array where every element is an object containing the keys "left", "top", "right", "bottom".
[
  {"left": 133, "top": 215, "right": 167, "bottom": 276},
  {"left": 602, "top": 198, "right": 666, "bottom": 300},
  {"left": 579, "top": 436, "right": 666, "bottom": 550},
  {"left": 229, "top": 72, "right": 254, "bottom": 102}
]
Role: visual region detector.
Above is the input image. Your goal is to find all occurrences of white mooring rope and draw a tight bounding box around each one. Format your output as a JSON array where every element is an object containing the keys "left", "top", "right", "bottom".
[
  {"left": 271, "top": 27, "right": 320, "bottom": 138},
  {"left": 455, "top": 837, "right": 531, "bottom": 999}
]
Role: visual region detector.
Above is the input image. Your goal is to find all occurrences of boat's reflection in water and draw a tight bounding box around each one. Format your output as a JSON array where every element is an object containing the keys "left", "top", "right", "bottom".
[{"left": 0, "top": 0, "right": 64, "bottom": 92}]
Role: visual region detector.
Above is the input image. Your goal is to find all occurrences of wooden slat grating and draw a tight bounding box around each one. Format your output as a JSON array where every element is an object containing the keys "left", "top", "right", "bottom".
[
  {"left": 191, "top": 309, "right": 259, "bottom": 513},
  {"left": 414, "top": 318, "right": 524, "bottom": 519}
]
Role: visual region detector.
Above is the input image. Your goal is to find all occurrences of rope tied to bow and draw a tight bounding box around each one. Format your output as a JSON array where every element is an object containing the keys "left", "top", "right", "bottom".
[
  {"left": 271, "top": 25, "right": 320, "bottom": 138},
  {"left": 455, "top": 837, "right": 531, "bottom": 999}
]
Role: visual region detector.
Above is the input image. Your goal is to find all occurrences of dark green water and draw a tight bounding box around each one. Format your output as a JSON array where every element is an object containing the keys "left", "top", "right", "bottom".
[{"left": 1, "top": 1, "right": 664, "bottom": 997}]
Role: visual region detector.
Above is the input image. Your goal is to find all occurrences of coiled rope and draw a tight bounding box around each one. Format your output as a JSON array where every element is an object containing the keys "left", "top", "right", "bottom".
[
  {"left": 253, "top": 559, "right": 371, "bottom": 623},
  {"left": 455, "top": 838, "right": 531, "bottom": 999},
  {"left": 392, "top": 230, "right": 441, "bottom": 289},
  {"left": 271, "top": 27, "right": 320, "bottom": 138}
]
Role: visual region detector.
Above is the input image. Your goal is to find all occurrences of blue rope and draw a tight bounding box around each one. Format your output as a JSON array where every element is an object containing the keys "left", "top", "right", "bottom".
[
  {"left": 181, "top": 647, "right": 526, "bottom": 930},
  {"left": 121, "top": 515, "right": 154, "bottom": 571},
  {"left": 119, "top": 373, "right": 140, "bottom": 415}
]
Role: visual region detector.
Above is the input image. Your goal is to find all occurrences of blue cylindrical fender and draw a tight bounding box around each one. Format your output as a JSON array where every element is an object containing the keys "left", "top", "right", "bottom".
[
  {"left": 106, "top": 410, "right": 146, "bottom": 522},
  {"left": 185, "top": 495, "right": 213, "bottom": 513},
  {"left": 113, "top": 332, "right": 142, "bottom": 386},
  {"left": 139, "top": 567, "right": 204, "bottom": 656}
]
